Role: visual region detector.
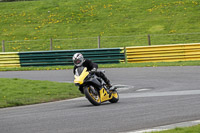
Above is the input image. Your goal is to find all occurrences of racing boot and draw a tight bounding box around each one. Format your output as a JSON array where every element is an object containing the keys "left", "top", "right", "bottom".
[
  {"left": 105, "top": 79, "right": 112, "bottom": 98},
  {"left": 105, "top": 79, "right": 112, "bottom": 89},
  {"left": 99, "top": 72, "right": 112, "bottom": 89},
  {"left": 98, "top": 71, "right": 112, "bottom": 96}
]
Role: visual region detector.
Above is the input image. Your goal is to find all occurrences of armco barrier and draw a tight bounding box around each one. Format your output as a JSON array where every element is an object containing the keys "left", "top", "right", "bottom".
[
  {"left": 19, "top": 48, "right": 125, "bottom": 67},
  {"left": 3, "top": 43, "right": 200, "bottom": 68},
  {"left": 0, "top": 52, "right": 20, "bottom": 67},
  {"left": 126, "top": 43, "right": 200, "bottom": 63}
]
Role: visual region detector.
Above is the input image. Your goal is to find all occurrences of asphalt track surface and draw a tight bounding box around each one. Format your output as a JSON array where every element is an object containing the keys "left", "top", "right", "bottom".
[{"left": 0, "top": 66, "right": 200, "bottom": 133}]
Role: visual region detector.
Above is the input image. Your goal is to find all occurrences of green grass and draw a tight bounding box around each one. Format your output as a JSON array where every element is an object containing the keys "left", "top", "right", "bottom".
[
  {"left": 0, "top": 78, "right": 83, "bottom": 108},
  {"left": 0, "top": 60, "right": 200, "bottom": 71},
  {"left": 1, "top": 0, "right": 200, "bottom": 52},
  {"left": 154, "top": 124, "right": 200, "bottom": 133}
]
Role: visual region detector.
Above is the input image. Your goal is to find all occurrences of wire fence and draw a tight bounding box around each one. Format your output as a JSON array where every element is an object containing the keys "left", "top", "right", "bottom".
[{"left": 1, "top": 32, "right": 200, "bottom": 52}]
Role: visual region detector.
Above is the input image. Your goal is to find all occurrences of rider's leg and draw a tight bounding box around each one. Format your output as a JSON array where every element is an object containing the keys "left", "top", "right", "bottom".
[
  {"left": 96, "top": 71, "right": 112, "bottom": 88},
  {"left": 95, "top": 71, "right": 112, "bottom": 97}
]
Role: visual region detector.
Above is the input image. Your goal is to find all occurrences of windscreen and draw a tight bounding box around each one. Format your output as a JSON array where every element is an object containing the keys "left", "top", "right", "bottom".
[{"left": 75, "top": 66, "right": 85, "bottom": 76}]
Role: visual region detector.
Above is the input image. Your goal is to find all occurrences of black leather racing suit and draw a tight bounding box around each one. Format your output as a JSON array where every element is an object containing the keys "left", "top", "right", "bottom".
[{"left": 73, "top": 59, "right": 111, "bottom": 88}]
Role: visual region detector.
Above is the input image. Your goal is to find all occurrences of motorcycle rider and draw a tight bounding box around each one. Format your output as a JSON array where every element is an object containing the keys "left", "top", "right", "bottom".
[{"left": 72, "top": 53, "right": 112, "bottom": 93}]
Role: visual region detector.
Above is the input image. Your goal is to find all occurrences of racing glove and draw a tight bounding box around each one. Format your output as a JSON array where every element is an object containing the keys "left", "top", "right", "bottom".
[{"left": 90, "top": 68, "right": 97, "bottom": 74}]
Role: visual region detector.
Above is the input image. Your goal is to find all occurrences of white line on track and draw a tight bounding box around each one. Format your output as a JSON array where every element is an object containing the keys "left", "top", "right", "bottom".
[
  {"left": 113, "top": 84, "right": 134, "bottom": 92},
  {"left": 122, "top": 120, "right": 200, "bottom": 133},
  {"left": 120, "top": 90, "right": 200, "bottom": 99},
  {"left": 136, "top": 89, "right": 151, "bottom": 92}
]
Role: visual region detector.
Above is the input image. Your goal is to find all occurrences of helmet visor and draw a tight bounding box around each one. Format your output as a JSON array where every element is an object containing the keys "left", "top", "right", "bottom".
[{"left": 74, "top": 59, "right": 81, "bottom": 65}]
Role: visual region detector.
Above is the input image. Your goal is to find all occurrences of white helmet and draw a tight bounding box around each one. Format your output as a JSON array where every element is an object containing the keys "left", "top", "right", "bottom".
[{"left": 72, "top": 53, "right": 85, "bottom": 66}]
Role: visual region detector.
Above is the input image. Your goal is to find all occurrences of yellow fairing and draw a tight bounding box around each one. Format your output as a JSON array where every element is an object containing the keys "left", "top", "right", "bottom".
[
  {"left": 74, "top": 68, "right": 89, "bottom": 85},
  {"left": 99, "top": 88, "right": 112, "bottom": 102}
]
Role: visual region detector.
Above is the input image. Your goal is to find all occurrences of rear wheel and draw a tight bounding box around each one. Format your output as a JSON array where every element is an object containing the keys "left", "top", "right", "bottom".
[
  {"left": 84, "top": 86, "right": 101, "bottom": 106},
  {"left": 109, "top": 90, "right": 119, "bottom": 103}
]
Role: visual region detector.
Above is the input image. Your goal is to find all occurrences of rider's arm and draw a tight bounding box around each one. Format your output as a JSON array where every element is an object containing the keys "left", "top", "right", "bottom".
[
  {"left": 73, "top": 66, "right": 77, "bottom": 74},
  {"left": 85, "top": 59, "right": 98, "bottom": 71}
]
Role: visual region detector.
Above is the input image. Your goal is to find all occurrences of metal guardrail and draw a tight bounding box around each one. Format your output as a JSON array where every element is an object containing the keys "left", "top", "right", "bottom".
[
  {"left": 126, "top": 43, "right": 200, "bottom": 63},
  {"left": 1, "top": 43, "right": 200, "bottom": 68},
  {"left": 19, "top": 48, "right": 125, "bottom": 67},
  {"left": 0, "top": 52, "right": 20, "bottom": 67}
]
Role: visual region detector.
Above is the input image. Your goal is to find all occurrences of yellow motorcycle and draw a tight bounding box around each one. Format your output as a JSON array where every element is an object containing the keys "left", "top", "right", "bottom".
[{"left": 74, "top": 66, "right": 119, "bottom": 106}]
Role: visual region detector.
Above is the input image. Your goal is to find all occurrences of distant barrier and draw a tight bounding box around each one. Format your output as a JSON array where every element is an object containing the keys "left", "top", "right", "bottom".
[
  {"left": 1, "top": 43, "right": 200, "bottom": 68},
  {"left": 126, "top": 43, "right": 200, "bottom": 63},
  {"left": 0, "top": 52, "right": 20, "bottom": 67},
  {"left": 19, "top": 48, "right": 125, "bottom": 67}
]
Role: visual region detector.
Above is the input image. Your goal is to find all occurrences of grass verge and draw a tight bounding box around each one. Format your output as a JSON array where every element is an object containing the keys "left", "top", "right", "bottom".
[
  {"left": 0, "top": 78, "right": 83, "bottom": 108},
  {"left": 0, "top": 60, "right": 200, "bottom": 71},
  {"left": 154, "top": 124, "right": 200, "bottom": 133}
]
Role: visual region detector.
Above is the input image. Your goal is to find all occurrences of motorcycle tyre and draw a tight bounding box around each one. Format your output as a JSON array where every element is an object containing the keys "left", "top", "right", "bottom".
[
  {"left": 109, "top": 90, "right": 119, "bottom": 103},
  {"left": 84, "top": 86, "right": 101, "bottom": 106}
]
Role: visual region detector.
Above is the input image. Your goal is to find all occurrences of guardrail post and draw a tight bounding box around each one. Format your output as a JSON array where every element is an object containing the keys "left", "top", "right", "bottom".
[
  {"left": 148, "top": 34, "right": 151, "bottom": 46},
  {"left": 50, "top": 38, "right": 53, "bottom": 50},
  {"left": 124, "top": 47, "right": 127, "bottom": 63},
  {"left": 2, "top": 40, "right": 5, "bottom": 52},
  {"left": 98, "top": 36, "right": 100, "bottom": 48}
]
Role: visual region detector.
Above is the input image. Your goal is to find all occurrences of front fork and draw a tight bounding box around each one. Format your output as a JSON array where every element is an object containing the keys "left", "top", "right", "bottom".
[{"left": 89, "top": 86, "right": 98, "bottom": 95}]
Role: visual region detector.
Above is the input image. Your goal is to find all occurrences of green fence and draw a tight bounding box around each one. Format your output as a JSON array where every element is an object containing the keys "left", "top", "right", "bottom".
[{"left": 19, "top": 48, "right": 125, "bottom": 67}]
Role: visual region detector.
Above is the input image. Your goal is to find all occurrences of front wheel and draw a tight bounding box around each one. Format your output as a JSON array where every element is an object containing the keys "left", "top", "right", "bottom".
[
  {"left": 84, "top": 86, "right": 101, "bottom": 106},
  {"left": 109, "top": 90, "right": 119, "bottom": 103}
]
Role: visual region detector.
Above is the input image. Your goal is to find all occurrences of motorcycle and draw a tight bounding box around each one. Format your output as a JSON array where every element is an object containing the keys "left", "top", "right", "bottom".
[{"left": 74, "top": 66, "right": 119, "bottom": 106}]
